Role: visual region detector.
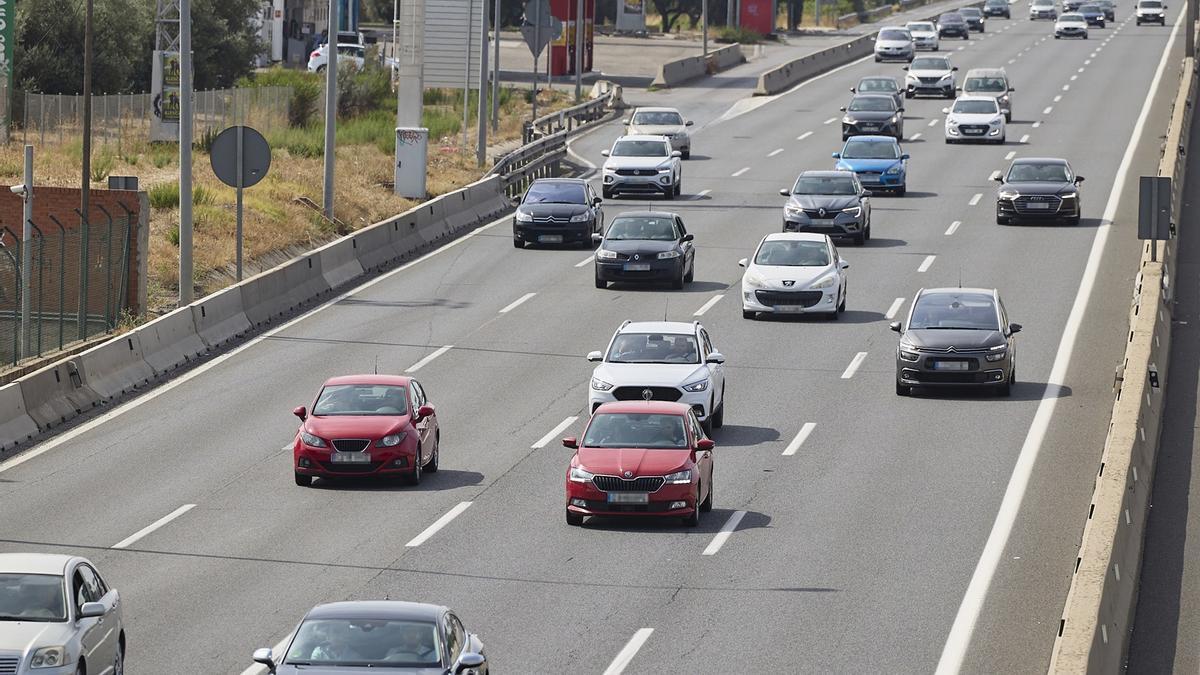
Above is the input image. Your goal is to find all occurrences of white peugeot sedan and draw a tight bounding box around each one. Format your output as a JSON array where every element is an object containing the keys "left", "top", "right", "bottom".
[
  {"left": 0, "top": 554, "right": 124, "bottom": 675},
  {"left": 943, "top": 95, "right": 1007, "bottom": 143},
  {"left": 587, "top": 320, "right": 726, "bottom": 432},
  {"left": 740, "top": 233, "right": 849, "bottom": 320}
]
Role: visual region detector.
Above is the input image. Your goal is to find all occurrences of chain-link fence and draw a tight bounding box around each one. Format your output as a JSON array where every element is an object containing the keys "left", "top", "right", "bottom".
[
  {"left": 0, "top": 210, "right": 136, "bottom": 366},
  {"left": 20, "top": 86, "right": 292, "bottom": 149}
]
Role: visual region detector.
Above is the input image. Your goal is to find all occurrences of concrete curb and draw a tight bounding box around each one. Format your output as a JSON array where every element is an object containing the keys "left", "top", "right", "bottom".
[{"left": 651, "top": 44, "right": 745, "bottom": 88}]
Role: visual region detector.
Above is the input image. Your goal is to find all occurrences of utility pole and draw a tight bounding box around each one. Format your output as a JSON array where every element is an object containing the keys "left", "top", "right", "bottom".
[
  {"left": 477, "top": 0, "right": 490, "bottom": 166},
  {"left": 19, "top": 146, "right": 31, "bottom": 359},
  {"left": 492, "top": 0, "right": 501, "bottom": 131},
  {"left": 702, "top": 0, "right": 708, "bottom": 56},
  {"left": 179, "top": 0, "right": 194, "bottom": 304},
  {"left": 79, "top": 0, "right": 93, "bottom": 333},
  {"left": 574, "top": 0, "right": 583, "bottom": 100},
  {"left": 1188, "top": 0, "right": 1195, "bottom": 58},
  {"left": 322, "top": 0, "right": 339, "bottom": 220}
]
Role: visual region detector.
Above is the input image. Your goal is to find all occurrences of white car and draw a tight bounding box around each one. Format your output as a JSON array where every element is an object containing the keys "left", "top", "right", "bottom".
[
  {"left": 1055, "top": 12, "right": 1090, "bottom": 36},
  {"left": 943, "top": 96, "right": 1006, "bottom": 143},
  {"left": 587, "top": 320, "right": 726, "bottom": 432},
  {"left": 0, "top": 553, "right": 125, "bottom": 674},
  {"left": 740, "top": 233, "right": 849, "bottom": 320},
  {"left": 600, "top": 135, "right": 683, "bottom": 199},
  {"left": 624, "top": 107, "right": 694, "bottom": 158},
  {"left": 307, "top": 43, "right": 365, "bottom": 72},
  {"left": 874, "top": 26, "right": 915, "bottom": 62},
  {"left": 904, "top": 21, "right": 941, "bottom": 50},
  {"left": 1136, "top": 0, "right": 1167, "bottom": 23},
  {"left": 1029, "top": 0, "right": 1058, "bottom": 18},
  {"left": 904, "top": 55, "right": 958, "bottom": 99}
]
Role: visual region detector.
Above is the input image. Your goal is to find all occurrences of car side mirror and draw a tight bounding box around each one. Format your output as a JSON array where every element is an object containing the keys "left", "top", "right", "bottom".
[
  {"left": 898, "top": 106, "right": 905, "bottom": 112},
  {"left": 600, "top": 149, "right": 610, "bottom": 157},
  {"left": 621, "top": 118, "right": 630, "bottom": 125},
  {"left": 832, "top": 152, "right": 841, "bottom": 158},
  {"left": 79, "top": 602, "right": 106, "bottom": 619},
  {"left": 901, "top": 153, "right": 911, "bottom": 160},
  {"left": 510, "top": 195, "right": 522, "bottom": 206},
  {"left": 779, "top": 188, "right": 791, "bottom": 196},
  {"left": 862, "top": 190, "right": 872, "bottom": 197},
  {"left": 1008, "top": 86, "right": 1015, "bottom": 91},
  {"left": 417, "top": 404, "right": 435, "bottom": 419},
  {"left": 850, "top": 87, "right": 857, "bottom": 93},
  {"left": 696, "top": 439, "right": 715, "bottom": 451},
  {"left": 685, "top": 120, "right": 694, "bottom": 126},
  {"left": 562, "top": 437, "right": 578, "bottom": 449},
  {"left": 706, "top": 352, "right": 726, "bottom": 365},
  {"left": 839, "top": 106, "right": 847, "bottom": 112},
  {"left": 942, "top": 107, "right": 950, "bottom": 114},
  {"left": 992, "top": 174, "right": 1004, "bottom": 182},
  {"left": 738, "top": 258, "right": 748, "bottom": 268},
  {"left": 252, "top": 648, "right": 277, "bottom": 674},
  {"left": 840, "top": 260, "right": 851, "bottom": 270},
  {"left": 901, "top": 65, "right": 909, "bottom": 70},
  {"left": 1075, "top": 176, "right": 1085, "bottom": 183},
  {"left": 671, "top": 150, "right": 682, "bottom": 158},
  {"left": 586, "top": 350, "right": 603, "bottom": 362},
  {"left": 593, "top": 197, "right": 603, "bottom": 206},
  {"left": 890, "top": 321, "right": 903, "bottom": 333},
  {"left": 952, "top": 66, "right": 959, "bottom": 71},
  {"left": 1009, "top": 322, "right": 1023, "bottom": 334},
  {"left": 682, "top": 233, "right": 694, "bottom": 242},
  {"left": 293, "top": 406, "right": 307, "bottom": 421},
  {"left": 454, "top": 653, "right": 487, "bottom": 675},
  {"left": 591, "top": 232, "right": 603, "bottom": 243}
]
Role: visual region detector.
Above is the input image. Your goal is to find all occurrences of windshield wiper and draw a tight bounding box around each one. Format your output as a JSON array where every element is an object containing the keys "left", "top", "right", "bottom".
[
  {"left": 921, "top": 326, "right": 993, "bottom": 330},
  {"left": 0, "top": 615, "right": 57, "bottom": 622}
]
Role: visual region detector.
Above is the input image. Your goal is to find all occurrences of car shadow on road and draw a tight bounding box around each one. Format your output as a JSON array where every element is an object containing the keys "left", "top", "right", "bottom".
[
  {"left": 895, "top": 190, "right": 939, "bottom": 199},
  {"left": 602, "top": 280, "right": 730, "bottom": 293},
  {"left": 749, "top": 309, "right": 885, "bottom": 325},
  {"left": 312, "top": 469, "right": 485, "bottom": 492},
  {"left": 860, "top": 237, "right": 909, "bottom": 248},
  {"left": 906, "top": 381, "right": 1072, "bottom": 403},
  {"left": 576, "top": 507, "right": 772, "bottom": 534},
  {"left": 683, "top": 154, "right": 713, "bottom": 161},
  {"left": 1004, "top": 217, "right": 1101, "bottom": 230},
  {"left": 711, "top": 424, "right": 781, "bottom": 446}
]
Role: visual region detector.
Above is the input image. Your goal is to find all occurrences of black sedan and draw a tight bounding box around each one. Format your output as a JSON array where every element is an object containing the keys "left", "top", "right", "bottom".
[
  {"left": 994, "top": 157, "right": 1084, "bottom": 225},
  {"left": 984, "top": 0, "right": 1011, "bottom": 18},
  {"left": 959, "top": 7, "right": 987, "bottom": 30},
  {"left": 1096, "top": 0, "right": 1116, "bottom": 19},
  {"left": 937, "top": 12, "right": 971, "bottom": 38},
  {"left": 593, "top": 211, "right": 695, "bottom": 289},
  {"left": 1078, "top": 3, "right": 1106, "bottom": 24},
  {"left": 841, "top": 94, "right": 905, "bottom": 140},
  {"left": 512, "top": 177, "right": 604, "bottom": 249}
]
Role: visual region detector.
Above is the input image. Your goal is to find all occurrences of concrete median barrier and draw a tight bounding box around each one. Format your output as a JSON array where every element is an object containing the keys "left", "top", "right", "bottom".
[
  {"left": 18, "top": 360, "right": 99, "bottom": 431},
  {"left": 652, "top": 44, "right": 744, "bottom": 89},
  {"left": 77, "top": 332, "right": 154, "bottom": 400},
  {"left": 191, "top": 285, "right": 251, "bottom": 349},
  {"left": 138, "top": 307, "right": 207, "bottom": 374},
  {"left": 351, "top": 220, "right": 400, "bottom": 272},
  {"left": 443, "top": 189, "right": 479, "bottom": 233},
  {"left": 0, "top": 384, "right": 37, "bottom": 450},
  {"left": 316, "top": 237, "right": 365, "bottom": 290}
]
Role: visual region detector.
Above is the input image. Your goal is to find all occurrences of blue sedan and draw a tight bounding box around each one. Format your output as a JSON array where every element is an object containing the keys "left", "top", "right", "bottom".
[{"left": 832, "top": 135, "right": 909, "bottom": 196}]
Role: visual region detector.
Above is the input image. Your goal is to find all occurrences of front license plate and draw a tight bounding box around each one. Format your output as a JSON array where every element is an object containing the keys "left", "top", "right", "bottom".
[
  {"left": 933, "top": 361, "right": 970, "bottom": 371},
  {"left": 860, "top": 125, "right": 878, "bottom": 131},
  {"left": 774, "top": 305, "right": 804, "bottom": 313},
  {"left": 624, "top": 264, "right": 652, "bottom": 271},
  {"left": 608, "top": 492, "right": 649, "bottom": 504},
  {"left": 1026, "top": 202, "right": 1050, "bottom": 209},
  {"left": 538, "top": 234, "right": 563, "bottom": 243},
  {"left": 330, "top": 452, "right": 371, "bottom": 463},
  {"left": 809, "top": 219, "right": 835, "bottom": 225}
]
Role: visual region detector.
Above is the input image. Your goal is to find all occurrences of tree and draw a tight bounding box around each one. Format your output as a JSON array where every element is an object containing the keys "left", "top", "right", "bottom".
[
  {"left": 651, "top": 0, "right": 702, "bottom": 33},
  {"left": 189, "top": 0, "right": 265, "bottom": 89}
]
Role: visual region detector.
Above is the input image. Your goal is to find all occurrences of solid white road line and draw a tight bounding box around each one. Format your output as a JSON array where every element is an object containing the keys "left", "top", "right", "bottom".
[
  {"left": 910, "top": 133, "right": 923, "bottom": 141},
  {"left": 406, "top": 345, "right": 454, "bottom": 373},
  {"left": 885, "top": 297, "right": 906, "bottom": 319},
  {"left": 935, "top": 11, "right": 1184, "bottom": 674},
  {"left": 797, "top": 131, "right": 814, "bottom": 141},
  {"left": 928, "top": 119, "right": 939, "bottom": 127},
  {"left": 499, "top": 292, "right": 536, "bottom": 314},
  {"left": 240, "top": 633, "right": 294, "bottom": 675},
  {"left": 945, "top": 220, "right": 962, "bottom": 236},
  {"left": 968, "top": 193, "right": 982, "bottom": 206},
  {"left": 841, "top": 352, "right": 868, "bottom": 379},
  {"left": 603, "top": 629, "right": 655, "bottom": 675},
  {"left": 694, "top": 294, "right": 725, "bottom": 316},
  {"left": 918, "top": 255, "right": 937, "bottom": 273},
  {"left": 731, "top": 166, "right": 751, "bottom": 177},
  {"left": 575, "top": 254, "right": 595, "bottom": 267},
  {"left": 532, "top": 416, "right": 579, "bottom": 449},
  {"left": 112, "top": 504, "right": 196, "bottom": 549},
  {"left": 768, "top": 148, "right": 785, "bottom": 157},
  {"left": 1019, "top": 134, "right": 1030, "bottom": 143},
  {"left": 1043, "top": 106, "right": 1054, "bottom": 114},
  {"left": 1005, "top": 151, "right": 1016, "bottom": 160},
  {"left": 782, "top": 423, "right": 817, "bottom": 457},
  {"left": 703, "top": 510, "right": 747, "bottom": 555},
  {"left": 823, "top": 117, "right": 837, "bottom": 124},
  {"left": 405, "top": 501, "right": 472, "bottom": 548}
]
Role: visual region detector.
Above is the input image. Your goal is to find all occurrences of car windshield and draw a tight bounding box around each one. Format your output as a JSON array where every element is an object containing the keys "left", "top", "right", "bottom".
[
  {"left": 523, "top": 182, "right": 586, "bottom": 204},
  {"left": 909, "top": 293, "right": 1000, "bottom": 330},
  {"left": 1007, "top": 162, "right": 1071, "bottom": 182},
  {"left": 0, "top": 574, "right": 66, "bottom": 622},
  {"left": 606, "top": 333, "right": 699, "bottom": 364},
  {"left": 1033, "top": 0, "right": 1053, "bottom": 5},
  {"left": 987, "top": 0, "right": 1005, "bottom": 5},
  {"left": 965, "top": 76, "right": 1007, "bottom": 92},
  {"left": 754, "top": 240, "right": 831, "bottom": 267},
  {"left": 313, "top": 384, "right": 409, "bottom": 416},
  {"left": 612, "top": 140, "right": 669, "bottom": 157},
  {"left": 1080, "top": 4, "right": 1099, "bottom": 10},
  {"left": 842, "top": 139, "right": 900, "bottom": 159},
  {"left": 960, "top": 8, "right": 982, "bottom": 16},
  {"left": 1141, "top": 1, "right": 1162, "bottom": 6},
  {"left": 632, "top": 111, "right": 683, "bottom": 126},
  {"left": 953, "top": 99, "right": 999, "bottom": 114},
  {"left": 911, "top": 57, "right": 950, "bottom": 70},
  {"left": 879, "top": 29, "right": 911, "bottom": 40},
  {"left": 848, "top": 97, "right": 896, "bottom": 112},
  {"left": 605, "top": 217, "right": 678, "bottom": 241},
  {"left": 859, "top": 78, "right": 898, "bottom": 92},
  {"left": 939, "top": 13, "right": 963, "bottom": 22},
  {"left": 582, "top": 413, "right": 689, "bottom": 449},
  {"left": 1060, "top": 13, "right": 1085, "bottom": 20},
  {"left": 285, "top": 618, "right": 442, "bottom": 668},
  {"left": 906, "top": 22, "right": 935, "bottom": 31},
  {"left": 792, "top": 176, "right": 859, "bottom": 195}
]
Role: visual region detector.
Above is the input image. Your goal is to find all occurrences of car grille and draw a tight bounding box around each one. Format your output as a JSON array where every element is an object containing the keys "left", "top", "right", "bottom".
[
  {"left": 529, "top": 215, "right": 577, "bottom": 224},
  {"left": 905, "top": 369, "right": 998, "bottom": 384},
  {"left": 577, "top": 499, "right": 678, "bottom": 512},
  {"left": 1014, "top": 195, "right": 1063, "bottom": 214},
  {"left": 332, "top": 439, "right": 371, "bottom": 453},
  {"left": 593, "top": 475, "right": 666, "bottom": 492},
  {"left": 917, "top": 345, "right": 990, "bottom": 355},
  {"left": 756, "top": 290, "right": 823, "bottom": 307},
  {"left": 317, "top": 460, "right": 384, "bottom": 473},
  {"left": 612, "top": 386, "right": 682, "bottom": 402},
  {"left": 918, "top": 76, "right": 942, "bottom": 85},
  {"left": 615, "top": 169, "right": 659, "bottom": 176},
  {"left": 0, "top": 657, "right": 17, "bottom": 675},
  {"left": 803, "top": 208, "right": 841, "bottom": 218}
]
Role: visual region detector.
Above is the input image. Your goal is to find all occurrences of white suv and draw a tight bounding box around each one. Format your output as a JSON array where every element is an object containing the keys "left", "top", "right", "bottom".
[
  {"left": 1136, "top": 0, "right": 1166, "bottom": 23},
  {"left": 587, "top": 321, "right": 726, "bottom": 432}
]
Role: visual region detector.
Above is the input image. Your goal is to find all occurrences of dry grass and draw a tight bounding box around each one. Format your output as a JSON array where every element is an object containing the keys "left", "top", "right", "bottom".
[{"left": 1, "top": 86, "right": 575, "bottom": 313}]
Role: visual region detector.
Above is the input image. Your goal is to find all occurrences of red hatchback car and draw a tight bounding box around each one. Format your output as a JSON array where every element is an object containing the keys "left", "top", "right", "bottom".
[
  {"left": 292, "top": 375, "right": 439, "bottom": 486},
  {"left": 563, "top": 401, "right": 714, "bottom": 527}
]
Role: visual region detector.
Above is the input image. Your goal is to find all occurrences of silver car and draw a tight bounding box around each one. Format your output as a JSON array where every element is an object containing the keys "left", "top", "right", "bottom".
[
  {"left": 961, "top": 68, "right": 1014, "bottom": 122},
  {"left": 874, "top": 26, "right": 915, "bottom": 62},
  {"left": 624, "top": 107, "right": 694, "bottom": 159},
  {"left": 0, "top": 554, "right": 124, "bottom": 675},
  {"left": 601, "top": 135, "right": 683, "bottom": 199}
]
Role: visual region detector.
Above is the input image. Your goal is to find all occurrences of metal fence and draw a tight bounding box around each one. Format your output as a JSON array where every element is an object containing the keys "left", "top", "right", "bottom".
[
  {"left": 0, "top": 210, "right": 136, "bottom": 366},
  {"left": 21, "top": 86, "right": 292, "bottom": 149}
]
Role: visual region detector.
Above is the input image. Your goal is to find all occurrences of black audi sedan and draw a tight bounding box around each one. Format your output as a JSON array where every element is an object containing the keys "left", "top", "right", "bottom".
[
  {"left": 780, "top": 170, "right": 873, "bottom": 245},
  {"left": 994, "top": 157, "right": 1084, "bottom": 225},
  {"left": 937, "top": 12, "right": 971, "bottom": 38},
  {"left": 513, "top": 177, "right": 604, "bottom": 248},
  {"left": 891, "top": 287, "right": 1020, "bottom": 397},
  {"left": 593, "top": 211, "right": 695, "bottom": 289},
  {"left": 840, "top": 94, "right": 905, "bottom": 140}
]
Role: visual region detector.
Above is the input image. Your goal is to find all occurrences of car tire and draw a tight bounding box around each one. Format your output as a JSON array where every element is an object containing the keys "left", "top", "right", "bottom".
[
  {"left": 1005, "top": 112, "right": 1012, "bottom": 123},
  {"left": 113, "top": 641, "right": 125, "bottom": 675},
  {"left": 996, "top": 378, "right": 1012, "bottom": 397},
  {"left": 838, "top": 290, "right": 847, "bottom": 313},
  {"left": 905, "top": 90, "right": 913, "bottom": 99},
  {"left": 684, "top": 260, "right": 695, "bottom": 283},
  {"left": 896, "top": 185, "right": 907, "bottom": 197},
  {"left": 997, "top": 215, "right": 1011, "bottom": 225},
  {"left": 742, "top": 309, "right": 755, "bottom": 320},
  {"left": 933, "top": 45, "right": 939, "bottom": 51},
  {"left": 683, "top": 505, "right": 701, "bottom": 527},
  {"left": 566, "top": 511, "right": 584, "bottom": 526},
  {"left": 713, "top": 394, "right": 725, "bottom": 429},
  {"left": 682, "top": 150, "right": 691, "bottom": 160},
  {"left": 1068, "top": 215, "right": 1081, "bottom": 226},
  {"left": 595, "top": 275, "right": 607, "bottom": 289},
  {"left": 896, "top": 381, "right": 912, "bottom": 396},
  {"left": 602, "top": 187, "right": 613, "bottom": 199},
  {"left": 294, "top": 472, "right": 312, "bottom": 487},
  {"left": 875, "top": 56, "right": 882, "bottom": 62},
  {"left": 513, "top": 238, "right": 524, "bottom": 249},
  {"left": 1100, "top": 21, "right": 1105, "bottom": 26},
  {"left": 406, "top": 456, "right": 422, "bottom": 485},
  {"left": 865, "top": 220, "right": 872, "bottom": 241},
  {"left": 1084, "top": 33, "right": 1089, "bottom": 38},
  {"left": 426, "top": 434, "right": 439, "bottom": 473},
  {"left": 1055, "top": 34, "right": 1061, "bottom": 38},
  {"left": 672, "top": 268, "right": 685, "bottom": 290},
  {"left": 852, "top": 230, "right": 866, "bottom": 246},
  {"left": 699, "top": 479, "right": 713, "bottom": 512},
  {"left": 315, "top": 65, "right": 326, "bottom": 73},
  {"left": 701, "top": 403, "right": 714, "bottom": 435}
]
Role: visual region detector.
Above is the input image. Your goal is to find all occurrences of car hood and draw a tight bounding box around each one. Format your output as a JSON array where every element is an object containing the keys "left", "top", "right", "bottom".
[
  {"left": 787, "top": 195, "right": 860, "bottom": 211},
  {"left": 601, "top": 240, "right": 679, "bottom": 255},
  {"left": 908, "top": 68, "right": 953, "bottom": 78},
  {"left": 0, "top": 621, "right": 74, "bottom": 652},
  {"left": 1001, "top": 181, "right": 1076, "bottom": 195},
  {"left": 576, "top": 447, "right": 691, "bottom": 477},
  {"left": 1057, "top": 18, "right": 1088, "bottom": 25},
  {"left": 518, "top": 203, "right": 590, "bottom": 218},
  {"left": 844, "top": 110, "right": 898, "bottom": 122},
  {"left": 746, "top": 263, "right": 834, "bottom": 288},
  {"left": 876, "top": 38, "right": 912, "bottom": 48},
  {"left": 902, "top": 329, "right": 1005, "bottom": 350},
  {"left": 628, "top": 124, "right": 686, "bottom": 136},
  {"left": 948, "top": 112, "right": 1002, "bottom": 124},
  {"left": 908, "top": 30, "right": 937, "bottom": 38},
  {"left": 837, "top": 158, "right": 904, "bottom": 172},
  {"left": 276, "top": 666, "right": 445, "bottom": 675},
  {"left": 592, "top": 363, "right": 708, "bottom": 387},
  {"left": 304, "top": 415, "right": 408, "bottom": 439},
  {"left": 603, "top": 156, "right": 673, "bottom": 170}
]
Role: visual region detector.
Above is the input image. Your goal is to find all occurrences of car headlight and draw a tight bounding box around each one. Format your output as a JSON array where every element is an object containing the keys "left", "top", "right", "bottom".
[
  {"left": 985, "top": 345, "right": 1008, "bottom": 362},
  {"left": 376, "top": 432, "right": 407, "bottom": 447},
  {"left": 891, "top": 114, "right": 901, "bottom": 123},
  {"left": 596, "top": 248, "right": 618, "bottom": 260},
  {"left": 939, "top": 73, "right": 953, "bottom": 81},
  {"left": 657, "top": 250, "right": 681, "bottom": 259},
  {"left": 998, "top": 188, "right": 1020, "bottom": 199},
  {"left": 569, "top": 465, "right": 594, "bottom": 483},
  {"left": 1061, "top": 191, "right": 1078, "bottom": 200},
  {"left": 664, "top": 469, "right": 693, "bottom": 484},
  {"left": 785, "top": 204, "right": 803, "bottom": 216},
  {"left": 602, "top": 166, "right": 616, "bottom": 174},
  {"left": 990, "top": 118, "right": 1003, "bottom": 126},
  {"left": 906, "top": 74, "right": 918, "bottom": 83},
  {"left": 570, "top": 212, "right": 591, "bottom": 223},
  {"left": 31, "top": 647, "right": 66, "bottom": 669},
  {"left": 658, "top": 167, "right": 673, "bottom": 173},
  {"left": 809, "top": 275, "right": 836, "bottom": 290},
  {"left": 743, "top": 272, "right": 767, "bottom": 288},
  {"left": 898, "top": 343, "right": 920, "bottom": 362},
  {"left": 682, "top": 378, "right": 709, "bottom": 392},
  {"left": 590, "top": 377, "right": 614, "bottom": 392},
  {"left": 886, "top": 164, "right": 903, "bottom": 175},
  {"left": 515, "top": 211, "right": 533, "bottom": 223},
  {"left": 843, "top": 116, "right": 853, "bottom": 124},
  {"left": 843, "top": 206, "right": 862, "bottom": 217},
  {"left": 301, "top": 431, "right": 326, "bottom": 448},
  {"left": 835, "top": 162, "right": 852, "bottom": 171}
]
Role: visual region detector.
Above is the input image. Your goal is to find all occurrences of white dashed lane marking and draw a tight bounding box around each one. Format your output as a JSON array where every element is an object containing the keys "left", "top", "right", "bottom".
[
  {"left": 945, "top": 220, "right": 962, "bottom": 236},
  {"left": 918, "top": 255, "right": 937, "bottom": 273},
  {"left": 885, "top": 297, "right": 906, "bottom": 319},
  {"left": 841, "top": 352, "right": 869, "bottom": 379}
]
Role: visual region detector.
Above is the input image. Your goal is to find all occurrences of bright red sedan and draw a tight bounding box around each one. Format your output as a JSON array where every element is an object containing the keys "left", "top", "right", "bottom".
[
  {"left": 292, "top": 375, "right": 439, "bottom": 486},
  {"left": 563, "top": 400, "right": 714, "bottom": 527}
]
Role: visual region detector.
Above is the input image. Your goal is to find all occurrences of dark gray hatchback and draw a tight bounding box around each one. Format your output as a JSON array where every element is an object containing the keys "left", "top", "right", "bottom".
[
  {"left": 594, "top": 211, "right": 695, "bottom": 288},
  {"left": 513, "top": 178, "right": 604, "bottom": 248},
  {"left": 891, "top": 288, "right": 1020, "bottom": 396}
]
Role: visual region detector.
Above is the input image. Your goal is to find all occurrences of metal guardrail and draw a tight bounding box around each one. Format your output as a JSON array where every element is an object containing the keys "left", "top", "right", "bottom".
[
  {"left": 837, "top": 4, "right": 896, "bottom": 29},
  {"left": 523, "top": 92, "right": 615, "bottom": 144}
]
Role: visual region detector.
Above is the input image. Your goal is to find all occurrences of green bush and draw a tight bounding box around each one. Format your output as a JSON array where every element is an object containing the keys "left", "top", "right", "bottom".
[
  {"left": 90, "top": 150, "right": 116, "bottom": 183},
  {"left": 238, "top": 67, "right": 322, "bottom": 128},
  {"left": 715, "top": 26, "right": 765, "bottom": 44},
  {"left": 337, "top": 51, "right": 393, "bottom": 119},
  {"left": 148, "top": 182, "right": 216, "bottom": 209},
  {"left": 266, "top": 126, "right": 324, "bottom": 158}
]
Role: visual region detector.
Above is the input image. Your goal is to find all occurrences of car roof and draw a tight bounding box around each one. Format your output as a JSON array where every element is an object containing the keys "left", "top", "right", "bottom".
[
  {"left": 1060, "top": 12, "right": 1084, "bottom": 18},
  {"left": 322, "top": 374, "right": 413, "bottom": 387},
  {"left": 631, "top": 106, "right": 681, "bottom": 113},
  {"left": 610, "top": 211, "right": 680, "bottom": 219},
  {"left": 619, "top": 321, "right": 699, "bottom": 335},
  {"left": 593, "top": 401, "right": 692, "bottom": 415},
  {"left": 919, "top": 287, "right": 998, "bottom": 298},
  {"left": 762, "top": 232, "right": 830, "bottom": 244},
  {"left": 879, "top": 24, "right": 911, "bottom": 30},
  {"left": 904, "top": 20, "right": 935, "bottom": 24},
  {"left": 530, "top": 177, "right": 588, "bottom": 185},
  {"left": 0, "top": 553, "right": 74, "bottom": 575},
  {"left": 797, "top": 170, "right": 858, "bottom": 178},
  {"left": 305, "top": 601, "right": 447, "bottom": 622},
  {"left": 850, "top": 93, "right": 897, "bottom": 100},
  {"left": 959, "top": 6, "right": 982, "bottom": 11},
  {"left": 953, "top": 95, "right": 1000, "bottom": 103},
  {"left": 844, "top": 134, "right": 901, "bottom": 143},
  {"left": 615, "top": 135, "right": 671, "bottom": 142},
  {"left": 858, "top": 75, "right": 898, "bottom": 81},
  {"left": 1011, "top": 157, "right": 1069, "bottom": 165},
  {"left": 965, "top": 68, "right": 1007, "bottom": 77}
]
